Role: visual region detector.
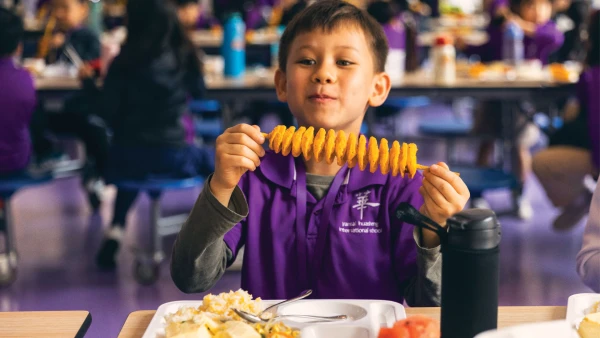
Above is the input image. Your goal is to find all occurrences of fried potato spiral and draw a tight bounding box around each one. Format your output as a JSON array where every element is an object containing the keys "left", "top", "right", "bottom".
[{"left": 262, "top": 125, "right": 448, "bottom": 178}]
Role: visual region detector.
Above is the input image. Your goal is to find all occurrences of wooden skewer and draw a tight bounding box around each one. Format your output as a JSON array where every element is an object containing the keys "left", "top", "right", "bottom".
[{"left": 260, "top": 133, "right": 460, "bottom": 176}]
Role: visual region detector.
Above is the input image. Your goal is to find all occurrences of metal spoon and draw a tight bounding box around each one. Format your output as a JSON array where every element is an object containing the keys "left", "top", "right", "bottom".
[
  {"left": 259, "top": 289, "right": 313, "bottom": 319},
  {"left": 232, "top": 308, "right": 348, "bottom": 324}
]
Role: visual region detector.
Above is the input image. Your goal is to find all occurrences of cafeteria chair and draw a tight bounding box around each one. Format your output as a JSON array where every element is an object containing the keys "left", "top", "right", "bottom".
[
  {"left": 112, "top": 176, "right": 205, "bottom": 285},
  {"left": 189, "top": 100, "right": 224, "bottom": 142},
  {"left": 0, "top": 173, "right": 53, "bottom": 287}
]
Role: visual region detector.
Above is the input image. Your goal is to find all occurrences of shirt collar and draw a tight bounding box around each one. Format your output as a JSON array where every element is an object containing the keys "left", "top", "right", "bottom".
[
  {"left": 0, "top": 57, "right": 14, "bottom": 66},
  {"left": 259, "top": 150, "right": 389, "bottom": 192}
]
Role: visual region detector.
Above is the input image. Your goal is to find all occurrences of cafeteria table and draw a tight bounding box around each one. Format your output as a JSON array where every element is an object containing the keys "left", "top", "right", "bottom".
[{"left": 0, "top": 310, "right": 91, "bottom": 338}]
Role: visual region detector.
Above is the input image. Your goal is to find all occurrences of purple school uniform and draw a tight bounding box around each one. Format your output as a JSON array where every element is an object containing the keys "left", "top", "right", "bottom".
[
  {"left": 383, "top": 17, "right": 406, "bottom": 50},
  {"left": 579, "top": 66, "right": 600, "bottom": 169},
  {"left": 224, "top": 150, "right": 423, "bottom": 302},
  {"left": 465, "top": 21, "right": 563, "bottom": 64},
  {"left": 0, "top": 57, "right": 36, "bottom": 173}
]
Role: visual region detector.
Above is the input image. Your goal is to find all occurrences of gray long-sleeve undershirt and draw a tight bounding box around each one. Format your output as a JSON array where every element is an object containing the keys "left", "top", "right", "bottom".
[{"left": 171, "top": 175, "right": 442, "bottom": 306}]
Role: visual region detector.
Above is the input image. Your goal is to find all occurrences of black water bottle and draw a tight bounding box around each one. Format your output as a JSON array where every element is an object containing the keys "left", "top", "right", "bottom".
[
  {"left": 395, "top": 203, "right": 501, "bottom": 338},
  {"left": 440, "top": 209, "right": 501, "bottom": 338}
]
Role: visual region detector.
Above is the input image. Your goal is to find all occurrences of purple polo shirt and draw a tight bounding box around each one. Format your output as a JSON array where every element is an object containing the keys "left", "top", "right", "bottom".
[
  {"left": 383, "top": 17, "right": 406, "bottom": 50},
  {"left": 579, "top": 66, "right": 600, "bottom": 169},
  {"left": 0, "top": 57, "right": 36, "bottom": 173},
  {"left": 224, "top": 150, "right": 423, "bottom": 302},
  {"left": 465, "top": 21, "right": 563, "bottom": 64}
]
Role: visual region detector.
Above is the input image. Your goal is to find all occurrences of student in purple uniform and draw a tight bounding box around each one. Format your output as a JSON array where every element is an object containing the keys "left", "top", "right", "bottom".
[
  {"left": 0, "top": 8, "right": 37, "bottom": 176},
  {"left": 30, "top": 0, "right": 109, "bottom": 211},
  {"left": 171, "top": 0, "right": 470, "bottom": 304},
  {"left": 534, "top": 9, "right": 599, "bottom": 230},
  {"left": 457, "top": 0, "right": 564, "bottom": 219},
  {"left": 87, "top": 0, "right": 213, "bottom": 270}
]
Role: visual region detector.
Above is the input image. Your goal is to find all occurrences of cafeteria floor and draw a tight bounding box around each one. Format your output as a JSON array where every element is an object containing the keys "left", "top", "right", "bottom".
[{"left": 0, "top": 105, "right": 593, "bottom": 338}]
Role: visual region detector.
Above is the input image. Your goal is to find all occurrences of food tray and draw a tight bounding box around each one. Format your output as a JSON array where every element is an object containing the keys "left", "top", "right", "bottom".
[
  {"left": 142, "top": 299, "right": 407, "bottom": 338},
  {"left": 474, "top": 320, "right": 578, "bottom": 338},
  {"left": 566, "top": 293, "right": 600, "bottom": 328}
]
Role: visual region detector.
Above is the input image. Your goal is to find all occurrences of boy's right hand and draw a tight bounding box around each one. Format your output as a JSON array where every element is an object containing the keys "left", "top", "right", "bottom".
[{"left": 210, "top": 124, "right": 266, "bottom": 205}]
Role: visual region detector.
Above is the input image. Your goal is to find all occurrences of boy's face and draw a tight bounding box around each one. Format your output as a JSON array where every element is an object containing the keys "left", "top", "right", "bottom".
[
  {"left": 52, "top": 0, "right": 88, "bottom": 31},
  {"left": 520, "top": 0, "right": 552, "bottom": 25},
  {"left": 178, "top": 4, "right": 200, "bottom": 29},
  {"left": 274, "top": 26, "right": 390, "bottom": 133}
]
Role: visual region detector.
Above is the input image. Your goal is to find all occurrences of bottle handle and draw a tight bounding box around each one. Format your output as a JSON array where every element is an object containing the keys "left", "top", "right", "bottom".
[{"left": 394, "top": 202, "right": 448, "bottom": 244}]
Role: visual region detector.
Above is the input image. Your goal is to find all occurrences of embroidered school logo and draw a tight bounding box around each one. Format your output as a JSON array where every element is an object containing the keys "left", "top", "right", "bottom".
[
  {"left": 340, "top": 191, "right": 382, "bottom": 235},
  {"left": 352, "top": 191, "right": 380, "bottom": 220}
]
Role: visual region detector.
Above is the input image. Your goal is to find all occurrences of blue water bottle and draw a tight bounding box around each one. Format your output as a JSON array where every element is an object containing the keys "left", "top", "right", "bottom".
[
  {"left": 222, "top": 13, "right": 246, "bottom": 78},
  {"left": 502, "top": 22, "right": 524, "bottom": 67}
]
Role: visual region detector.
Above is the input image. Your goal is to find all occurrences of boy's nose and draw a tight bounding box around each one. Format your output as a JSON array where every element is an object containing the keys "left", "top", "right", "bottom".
[{"left": 312, "top": 68, "right": 336, "bottom": 84}]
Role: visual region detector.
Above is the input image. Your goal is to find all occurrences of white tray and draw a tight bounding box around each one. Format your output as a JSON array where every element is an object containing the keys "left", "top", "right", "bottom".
[
  {"left": 566, "top": 293, "right": 600, "bottom": 328},
  {"left": 474, "top": 320, "right": 578, "bottom": 338},
  {"left": 142, "top": 299, "right": 407, "bottom": 338}
]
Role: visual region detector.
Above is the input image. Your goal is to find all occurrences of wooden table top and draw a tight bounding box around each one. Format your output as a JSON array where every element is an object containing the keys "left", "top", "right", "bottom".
[
  {"left": 118, "top": 306, "right": 566, "bottom": 338},
  {"left": 0, "top": 311, "right": 91, "bottom": 338}
]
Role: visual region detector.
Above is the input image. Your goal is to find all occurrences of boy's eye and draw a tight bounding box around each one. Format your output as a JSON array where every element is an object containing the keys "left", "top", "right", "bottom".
[
  {"left": 297, "top": 59, "right": 316, "bottom": 65},
  {"left": 337, "top": 60, "right": 353, "bottom": 66}
]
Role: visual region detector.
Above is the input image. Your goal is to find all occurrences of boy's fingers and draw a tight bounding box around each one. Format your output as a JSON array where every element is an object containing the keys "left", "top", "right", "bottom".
[
  {"left": 227, "top": 144, "right": 261, "bottom": 167},
  {"left": 423, "top": 179, "right": 451, "bottom": 211},
  {"left": 423, "top": 172, "right": 460, "bottom": 202},
  {"left": 226, "top": 124, "right": 265, "bottom": 144},
  {"left": 222, "top": 154, "right": 257, "bottom": 172},
  {"left": 426, "top": 164, "right": 469, "bottom": 197},
  {"left": 222, "top": 132, "right": 266, "bottom": 157}
]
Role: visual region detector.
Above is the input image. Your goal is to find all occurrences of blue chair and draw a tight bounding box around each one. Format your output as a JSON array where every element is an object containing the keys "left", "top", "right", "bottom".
[
  {"left": 0, "top": 174, "right": 53, "bottom": 287},
  {"left": 113, "top": 176, "right": 205, "bottom": 285},
  {"left": 451, "top": 166, "right": 519, "bottom": 204},
  {"left": 419, "top": 119, "right": 473, "bottom": 164},
  {"left": 189, "top": 100, "right": 223, "bottom": 141},
  {"left": 384, "top": 96, "right": 431, "bottom": 110}
]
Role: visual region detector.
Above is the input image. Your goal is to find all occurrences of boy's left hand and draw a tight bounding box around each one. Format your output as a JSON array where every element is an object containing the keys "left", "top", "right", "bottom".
[{"left": 418, "top": 162, "right": 470, "bottom": 247}]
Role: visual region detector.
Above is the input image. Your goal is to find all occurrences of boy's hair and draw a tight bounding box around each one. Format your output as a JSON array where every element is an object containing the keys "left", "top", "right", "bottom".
[
  {"left": 0, "top": 7, "right": 23, "bottom": 57},
  {"left": 278, "top": 0, "right": 389, "bottom": 73},
  {"left": 586, "top": 10, "right": 599, "bottom": 67},
  {"left": 509, "top": 0, "right": 552, "bottom": 12}
]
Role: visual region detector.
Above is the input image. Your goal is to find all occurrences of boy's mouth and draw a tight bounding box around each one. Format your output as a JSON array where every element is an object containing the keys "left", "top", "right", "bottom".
[{"left": 308, "top": 94, "right": 337, "bottom": 103}]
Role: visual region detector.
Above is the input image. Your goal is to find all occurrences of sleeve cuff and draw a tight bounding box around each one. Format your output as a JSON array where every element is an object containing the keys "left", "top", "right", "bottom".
[
  {"left": 413, "top": 228, "right": 441, "bottom": 256},
  {"left": 204, "top": 174, "right": 249, "bottom": 224}
]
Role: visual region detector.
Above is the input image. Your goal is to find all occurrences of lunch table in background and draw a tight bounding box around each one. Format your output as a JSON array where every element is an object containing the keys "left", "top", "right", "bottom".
[
  {"left": 116, "top": 306, "right": 567, "bottom": 338},
  {"left": 0, "top": 311, "right": 91, "bottom": 338}
]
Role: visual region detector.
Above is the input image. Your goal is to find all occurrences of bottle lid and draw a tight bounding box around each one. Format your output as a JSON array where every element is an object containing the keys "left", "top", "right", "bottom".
[
  {"left": 435, "top": 35, "right": 453, "bottom": 46},
  {"left": 446, "top": 209, "right": 501, "bottom": 250}
]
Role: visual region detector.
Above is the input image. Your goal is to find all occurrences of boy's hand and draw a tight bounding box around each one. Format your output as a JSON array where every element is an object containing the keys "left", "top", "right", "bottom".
[
  {"left": 78, "top": 63, "right": 94, "bottom": 80},
  {"left": 50, "top": 33, "right": 65, "bottom": 49},
  {"left": 211, "top": 124, "right": 266, "bottom": 206},
  {"left": 419, "top": 162, "right": 470, "bottom": 248}
]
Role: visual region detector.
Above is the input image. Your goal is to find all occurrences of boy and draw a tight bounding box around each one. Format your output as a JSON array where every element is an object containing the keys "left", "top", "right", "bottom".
[
  {"left": 31, "top": 0, "right": 108, "bottom": 210},
  {"left": 171, "top": 0, "right": 469, "bottom": 305},
  {"left": 45, "top": 0, "right": 100, "bottom": 64},
  {"left": 0, "top": 8, "right": 37, "bottom": 175}
]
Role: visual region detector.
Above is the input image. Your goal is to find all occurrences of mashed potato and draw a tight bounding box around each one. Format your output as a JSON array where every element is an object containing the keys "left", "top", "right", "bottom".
[{"left": 164, "top": 289, "right": 298, "bottom": 338}]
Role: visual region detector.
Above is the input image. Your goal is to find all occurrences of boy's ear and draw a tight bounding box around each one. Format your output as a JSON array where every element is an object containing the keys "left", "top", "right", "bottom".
[
  {"left": 368, "top": 71, "right": 391, "bottom": 107},
  {"left": 274, "top": 68, "right": 288, "bottom": 103}
]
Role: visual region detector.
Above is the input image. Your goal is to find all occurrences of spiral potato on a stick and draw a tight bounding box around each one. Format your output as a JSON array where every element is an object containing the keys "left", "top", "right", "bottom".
[{"left": 262, "top": 125, "right": 453, "bottom": 179}]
